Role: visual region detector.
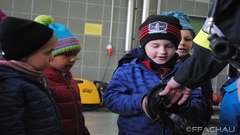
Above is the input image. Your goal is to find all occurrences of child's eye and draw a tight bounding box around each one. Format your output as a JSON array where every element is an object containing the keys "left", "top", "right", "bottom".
[
  {"left": 63, "top": 53, "right": 78, "bottom": 57},
  {"left": 185, "top": 38, "right": 192, "bottom": 42},
  {"left": 151, "top": 45, "right": 159, "bottom": 48},
  {"left": 46, "top": 50, "right": 53, "bottom": 55},
  {"left": 166, "top": 44, "right": 174, "bottom": 48},
  {"left": 64, "top": 53, "right": 71, "bottom": 57}
]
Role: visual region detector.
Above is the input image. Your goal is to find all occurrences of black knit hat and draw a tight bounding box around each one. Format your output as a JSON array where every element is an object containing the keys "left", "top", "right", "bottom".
[
  {"left": 138, "top": 15, "right": 182, "bottom": 49},
  {"left": 0, "top": 17, "right": 53, "bottom": 60}
]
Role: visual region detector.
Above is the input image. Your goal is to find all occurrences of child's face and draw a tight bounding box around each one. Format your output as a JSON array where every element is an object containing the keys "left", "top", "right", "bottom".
[
  {"left": 49, "top": 51, "right": 78, "bottom": 74},
  {"left": 176, "top": 30, "right": 193, "bottom": 58},
  {"left": 25, "top": 35, "right": 57, "bottom": 71},
  {"left": 145, "top": 39, "right": 176, "bottom": 64}
]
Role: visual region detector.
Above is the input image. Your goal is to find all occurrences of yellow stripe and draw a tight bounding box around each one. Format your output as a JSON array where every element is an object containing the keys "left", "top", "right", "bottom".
[{"left": 193, "top": 29, "right": 211, "bottom": 50}]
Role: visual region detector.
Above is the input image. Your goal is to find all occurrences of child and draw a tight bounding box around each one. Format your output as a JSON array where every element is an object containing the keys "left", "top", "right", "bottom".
[
  {"left": 104, "top": 15, "right": 211, "bottom": 135},
  {"left": 0, "top": 17, "right": 63, "bottom": 134},
  {"left": 34, "top": 15, "right": 90, "bottom": 135}
]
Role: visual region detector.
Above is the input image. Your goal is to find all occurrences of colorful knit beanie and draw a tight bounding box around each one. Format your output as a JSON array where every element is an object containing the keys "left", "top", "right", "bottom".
[
  {"left": 0, "top": 17, "right": 53, "bottom": 60},
  {"left": 161, "top": 10, "right": 195, "bottom": 38},
  {"left": 34, "top": 15, "right": 81, "bottom": 57},
  {"left": 138, "top": 15, "right": 182, "bottom": 49}
]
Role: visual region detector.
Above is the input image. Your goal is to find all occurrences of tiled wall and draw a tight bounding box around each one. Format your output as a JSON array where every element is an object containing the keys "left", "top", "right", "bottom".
[{"left": 0, "top": 0, "right": 228, "bottom": 92}]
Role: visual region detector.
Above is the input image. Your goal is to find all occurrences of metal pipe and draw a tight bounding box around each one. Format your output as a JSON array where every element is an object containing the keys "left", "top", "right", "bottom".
[
  {"left": 157, "top": 0, "right": 161, "bottom": 14},
  {"left": 108, "top": 0, "right": 114, "bottom": 44},
  {"left": 141, "top": 0, "right": 150, "bottom": 23},
  {"left": 125, "top": 0, "right": 135, "bottom": 52}
]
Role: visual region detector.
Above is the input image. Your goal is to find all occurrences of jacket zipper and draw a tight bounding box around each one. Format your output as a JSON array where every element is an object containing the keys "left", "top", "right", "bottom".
[{"left": 63, "top": 75, "right": 80, "bottom": 135}]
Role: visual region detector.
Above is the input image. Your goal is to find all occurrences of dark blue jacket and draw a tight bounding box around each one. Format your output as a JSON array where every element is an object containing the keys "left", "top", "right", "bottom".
[
  {"left": 0, "top": 66, "right": 63, "bottom": 135},
  {"left": 104, "top": 58, "right": 211, "bottom": 135}
]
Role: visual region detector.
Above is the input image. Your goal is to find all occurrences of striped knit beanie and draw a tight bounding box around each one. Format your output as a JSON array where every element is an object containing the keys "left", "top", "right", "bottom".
[
  {"left": 138, "top": 15, "right": 182, "bottom": 49},
  {"left": 34, "top": 15, "right": 81, "bottom": 56}
]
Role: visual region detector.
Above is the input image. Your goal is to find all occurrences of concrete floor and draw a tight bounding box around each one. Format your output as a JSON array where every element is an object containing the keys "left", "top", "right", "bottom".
[{"left": 83, "top": 106, "right": 219, "bottom": 135}]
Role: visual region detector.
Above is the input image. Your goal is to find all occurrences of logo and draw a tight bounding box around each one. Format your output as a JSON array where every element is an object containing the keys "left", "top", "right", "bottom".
[
  {"left": 82, "top": 88, "right": 92, "bottom": 93},
  {"left": 186, "top": 126, "right": 236, "bottom": 133},
  {"left": 148, "top": 21, "right": 167, "bottom": 34}
]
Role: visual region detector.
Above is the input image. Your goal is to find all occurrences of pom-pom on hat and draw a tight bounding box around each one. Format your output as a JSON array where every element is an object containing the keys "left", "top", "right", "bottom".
[
  {"left": 0, "top": 17, "right": 53, "bottom": 60},
  {"left": 138, "top": 15, "right": 182, "bottom": 49},
  {"left": 35, "top": 15, "right": 81, "bottom": 57},
  {"left": 161, "top": 10, "right": 195, "bottom": 38}
]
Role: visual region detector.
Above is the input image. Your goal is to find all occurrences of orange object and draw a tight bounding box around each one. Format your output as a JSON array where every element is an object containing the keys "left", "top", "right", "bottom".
[
  {"left": 212, "top": 93, "right": 222, "bottom": 105},
  {"left": 107, "top": 44, "right": 113, "bottom": 56}
]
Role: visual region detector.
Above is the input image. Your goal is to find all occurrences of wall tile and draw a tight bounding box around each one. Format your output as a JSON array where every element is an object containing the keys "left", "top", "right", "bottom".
[
  {"left": 166, "top": 0, "right": 181, "bottom": 11},
  {"left": 119, "top": 7, "right": 127, "bottom": 23},
  {"left": 84, "top": 36, "right": 101, "bottom": 51},
  {"left": 68, "top": 18, "right": 85, "bottom": 34},
  {"left": 0, "top": 0, "right": 13, "bottom": 12},
  {"left": 69, "top": 2, "right": 86, "bottom": 18},
  {"left": 181, "top": 1, "right": 195, "bottom": 15},
  {"left": 195, "top": 2, "right": 209, "bottom": 16},
  {"left": 88, "top": 0, "right": 104, "bottom": 5},
  {"left": 81, "top": 67, "right": 99, "bottom": 81},
  {"left": 32, "top": 0, "right": 51, "bottom": 15},
  {"left": 70, "top": 0, "right": 87, "bottom": 3},
  {"left": 86, "top": 4, "right": 103, "bottom": 20},
  {"left": 51, "top": 0, "right": 69, "bottom": 17}
]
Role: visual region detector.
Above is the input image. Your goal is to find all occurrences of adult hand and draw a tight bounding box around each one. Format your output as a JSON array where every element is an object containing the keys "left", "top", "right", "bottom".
[{"left": 159, "top": 77, "right": 193, "bottom": 105}]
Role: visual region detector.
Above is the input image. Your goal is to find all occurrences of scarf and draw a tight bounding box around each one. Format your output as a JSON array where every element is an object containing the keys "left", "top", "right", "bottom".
[{"left": 0, "top": 60, "right": 46, "bottom": 86}]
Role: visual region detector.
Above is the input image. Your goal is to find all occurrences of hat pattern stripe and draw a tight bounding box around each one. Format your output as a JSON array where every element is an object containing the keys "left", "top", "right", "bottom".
[
  {"left": 166, "top": 23, "right": 181, "bottom": 41},
  {"left": 138, "top": 22, "right": 181, "bottom": 42},
  {"left": 138, "top": 25, "right": 149, "bottom": 41},
  {"left": 55, "top": 42, "right": 80, "bottom": 49},
  {"left": 57, "top": 36, "right": 77, "bottom": 42}
]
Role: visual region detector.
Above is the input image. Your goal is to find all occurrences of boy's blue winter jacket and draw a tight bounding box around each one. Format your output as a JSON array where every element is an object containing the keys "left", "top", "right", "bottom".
[{"left": 104, "top": 58, "right": 211, "bottom": 135}]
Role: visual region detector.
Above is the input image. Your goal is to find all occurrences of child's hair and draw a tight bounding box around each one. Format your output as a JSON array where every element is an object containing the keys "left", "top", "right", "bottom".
[
  {"left": 138, "top": 15, "right": 182, "bottom": 49},
  {"left": 0, "top": 17, "right": 53, "bottom": 60},
  {"left": 35, "top": 15, "right": 81, "bottom": 57}
]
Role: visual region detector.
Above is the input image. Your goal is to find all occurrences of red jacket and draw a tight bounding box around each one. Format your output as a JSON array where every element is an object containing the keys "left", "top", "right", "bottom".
[{"left": 44, "top": 67, "right": 90, "bottom": 135}]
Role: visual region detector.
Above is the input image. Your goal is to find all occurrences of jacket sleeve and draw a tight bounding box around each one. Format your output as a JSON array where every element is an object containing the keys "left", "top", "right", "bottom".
[
  {"left": 104, "top": 67, "right": 146, "bottom": 116},
  {"left": 173, "top": 0, "right": 240, "bottom": 89},
  {"left": 190, "top": 88, "right": 212, "bottom": 123}
]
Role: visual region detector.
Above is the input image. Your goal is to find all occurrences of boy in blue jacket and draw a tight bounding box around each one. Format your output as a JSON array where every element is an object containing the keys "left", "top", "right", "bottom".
[{"left": 104, "top": 15, "right": 211, "bottom": 135}]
